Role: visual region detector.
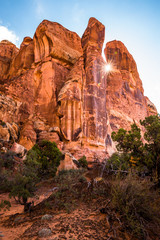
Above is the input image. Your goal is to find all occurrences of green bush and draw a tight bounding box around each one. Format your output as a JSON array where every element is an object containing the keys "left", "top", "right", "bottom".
[
  {"left": 50, "top": 169, "right": 86, "bottom": 212},
  {"left": 106, "top": 152, "right": 130, "bottom": 172},
  {"left": 0, "top": 169, "right": 14, "bottom": 192},
  {"left": 0, "top": 151, "right": 16, "bottom": 170},
  {"left": 55, "top": 169, "right": 85, "bottom": 185},
  {"left": 78, "top": 156, "right": 88, "bottom": 168},
  {"left": 111, "top": 115, "right": 160, "bottom": 181},
  {"left": 25, "top": 140, "right": 63, "bottom": 178},
  {"left": 9, "top": 173, "right": 35, "bottom": 204},
  {"left": 0, "top": 140, "right": 63, "bottom": 209}
]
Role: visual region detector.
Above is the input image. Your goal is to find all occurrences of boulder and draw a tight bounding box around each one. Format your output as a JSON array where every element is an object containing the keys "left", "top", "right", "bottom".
[
  {"left": 38, "top": 228, "right": 52, "bottom": 238},
  {"left": 41, "top": 214, "right": 53, "bottom": 221},
  {"left": 10, "top": 142, "right": 27, "bottom": 157},
  {"left": 58, "top": 152, "right": 78, "bottom": 171}
]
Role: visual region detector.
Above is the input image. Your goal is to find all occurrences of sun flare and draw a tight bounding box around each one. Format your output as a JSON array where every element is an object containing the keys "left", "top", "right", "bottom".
[{"left": 104, "top": 64, "right": 112, "bottom": 73}]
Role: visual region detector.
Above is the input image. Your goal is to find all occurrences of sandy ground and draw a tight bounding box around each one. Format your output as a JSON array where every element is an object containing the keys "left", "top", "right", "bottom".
[{"left": 0, "top": 183, "right": 53, "bottom": 240}]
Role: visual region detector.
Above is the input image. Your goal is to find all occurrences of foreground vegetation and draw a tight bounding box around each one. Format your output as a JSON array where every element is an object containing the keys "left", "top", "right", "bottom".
[
  {"left": 0, "top": 140, "right": 63, "bottom": 209},
  {"left": 111, "top": 115, "right": 160, "bottom": 181},
  {"left": 0, "top": 115, "right": 160, "bottom": 239}
]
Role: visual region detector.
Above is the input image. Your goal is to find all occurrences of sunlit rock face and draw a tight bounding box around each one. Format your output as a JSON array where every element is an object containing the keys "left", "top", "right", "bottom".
[
  {"left": 0, "top": 18, "right": 157, "bottom": 159},
  {"left": 0, "top": 20, "right": 83, "bottom": 149},
  {"left": 8, "top": 37, "right": 34, "bottom": 78},
  {"left": 81, "top": 18, "right": 108, "bottom": 147},
  {"left": 57, "top": 56, "right": 84, "bottom": 141},
  {"left": 32, "top": 19, "right": 83, "bottom": 128},
  {"left": 0, "top": 40, "right": 19, "bottom": 80},
  {"left": 104, "top": 40, "right": 157, "bottom": 132},
  {"left": 33, "top": 20, "right": 83, "bottom": 66}
]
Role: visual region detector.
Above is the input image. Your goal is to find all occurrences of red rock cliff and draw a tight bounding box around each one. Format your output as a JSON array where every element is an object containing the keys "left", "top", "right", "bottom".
[
  {"left": 0, "top": 18, "right": 157, "bottom": 159},
  {"left": 104, "top": 40, "right": 157, "bottom": 132}
]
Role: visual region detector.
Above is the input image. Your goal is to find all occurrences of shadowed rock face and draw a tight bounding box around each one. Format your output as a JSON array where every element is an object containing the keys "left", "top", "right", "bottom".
[
  {"left": 105, "top": 40, "right": 143, "bottom": 92},
  {"left": 104, "top": 40, "right": 157, "bottom": 132},
  {"left": 0, "top": 18, "right": 157, "bottom": 158}
]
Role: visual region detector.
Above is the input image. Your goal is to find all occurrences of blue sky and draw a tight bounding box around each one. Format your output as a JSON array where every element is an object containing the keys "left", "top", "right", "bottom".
[{"left": 0, "top": 0, "right": 160, "bottom": 113}]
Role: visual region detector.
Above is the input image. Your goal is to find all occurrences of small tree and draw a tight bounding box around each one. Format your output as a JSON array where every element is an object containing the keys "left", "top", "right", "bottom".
[
  {"left": 25, "top": 140, "right": 63, "bottom": 177},
  {"left": 140, "top": 115, "right": 160, "bottom": 182},
  {"left": 9, "top": 173, "right": 35, "bottom": 205},
  {"left": 78, "top": 156, "right": 88, "bottom": 168},
  {"left": 8, "top": 140, "right": 63, "bottom": 211},
  {"left": 111, "top": 123, "right": 144, "bottom": 166}
]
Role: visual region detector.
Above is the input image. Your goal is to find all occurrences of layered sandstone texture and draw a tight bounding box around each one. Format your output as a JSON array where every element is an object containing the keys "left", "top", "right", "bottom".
[{"left": 0, "top": 18, "right": 157, "bottom": 158}]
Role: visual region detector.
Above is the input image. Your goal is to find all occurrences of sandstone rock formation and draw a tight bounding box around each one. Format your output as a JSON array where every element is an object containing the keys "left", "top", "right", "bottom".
[
  {"left": 104, "top": 40, "right": 157, "bottom": 132},
  {"left": 82, "top": 18, "right": 108, "bottom": 147},
  {"left": 0, "top": 18, "right": 157, "bottom": 161},
  {"left": 57, "top": 152, "right": 78, "bottom": 172},
  {"left": 8, "top": 37, "right": 34, "bottom": 78},
  {"left": 34, "top": 20, "right": 83, "bottom": 66},
  {"left": 0, "top": 40, "right": 18, "bottom": 80}
]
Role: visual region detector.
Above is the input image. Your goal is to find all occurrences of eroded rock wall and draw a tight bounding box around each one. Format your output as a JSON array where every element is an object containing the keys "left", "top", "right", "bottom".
[{"left": 0, "top": 18, "right": 157, "bottom": 159}]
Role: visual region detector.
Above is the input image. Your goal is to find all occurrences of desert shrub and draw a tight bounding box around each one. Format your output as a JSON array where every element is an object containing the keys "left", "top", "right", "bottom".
[
  {"left": 0, "top": 169, "right": 14, "bottom": 192},
  {"left": 25, "top": 140, "right": 63, "bottom": 178},
  {"left": 106, "top": 152, "right": 130, "bottom": 172},
  {"left": 111, "top": 115, "right": 160, "bottom": 182},
  {"left": 50, "top": 169, "right": 86, "bottom": 212},
  {"left": 0, "top": 151, "right": 16, "bottom": 169},
  {"left": 78, "top": 155, "right": 88, "bottom": 168},
  {"left": 56, "top": 169, "right": 85, "bottom": 181},
  {"left": 111, "top": 175, "right": 160, "bottom": 238},
  {"left": 0, "top": 140, "right": 63, "bottom": 210},
  {"left": 23, "top": 149, "right": 41, "bottom": 179},
  {"left": 7, "top": 141, "right": 62, "bottom": 208},
  {"left": 9, "top": 173, "right": 35, "bottom": 205}
]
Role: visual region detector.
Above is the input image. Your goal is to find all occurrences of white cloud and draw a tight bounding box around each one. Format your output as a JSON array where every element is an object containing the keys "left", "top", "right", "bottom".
[{"left": 0, "top": 25, "right": 19, "bottom": 45}]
